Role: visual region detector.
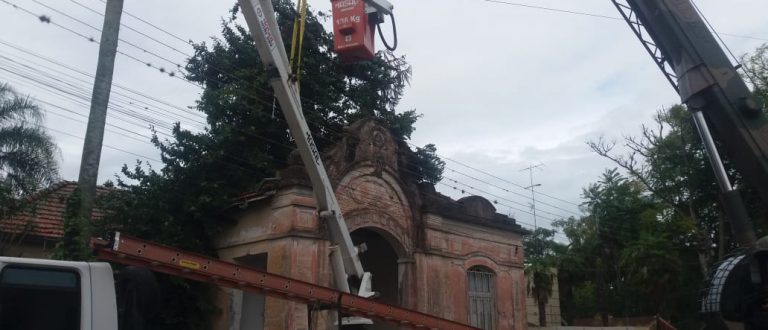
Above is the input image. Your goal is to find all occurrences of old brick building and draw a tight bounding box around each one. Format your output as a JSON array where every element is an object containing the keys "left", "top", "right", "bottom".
[{"left": 213, "top": 119, "right": 529, "bottom": 329}]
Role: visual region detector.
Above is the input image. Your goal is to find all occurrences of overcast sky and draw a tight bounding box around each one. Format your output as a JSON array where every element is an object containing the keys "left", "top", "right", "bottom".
[{"left": 1, "top": 0, "right": 766, "bottom": 236}]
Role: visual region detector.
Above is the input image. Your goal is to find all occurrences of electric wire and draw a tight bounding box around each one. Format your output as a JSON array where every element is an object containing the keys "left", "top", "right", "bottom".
[
  {"left": 28, "top": 0, "right": 187, "bottom": 75},
  {"left": 4, "top": 69, "right": 650, "bottom": 245},
  {"left": 481, "top": 0, "right": 768, "bottom": 42},
  {"left": 49, "top": 0, "right": 588, "bottom": 213},
  {"left": 51, "top": 0, "right": 728, "bottom": 276},
  {"left": 5, "top": 1, "right": 593, "bottom": 225},
  {"left": 4, "top": 1, "right": 720, "bottom": 248},
  {"left": 689, "top": 0, "right": 762, "bottom": 90},
  {"left": 44, "top": 125, "right": 160, "bottom": 162},
  {"left": 0, "top": 65, "right": 176, "bottom": 133},
  {"left": 4, "top": 63, "right": 585, "bottom": 241},
  {"left": 93, "top": 0, "right": 193, "bottom": 46},
  {"left": 69, "top": 0, "right": 193, "bottom": 59},
  {"left": 67, "top": 0, "right": 762, "bottom": 216},
  {"left": 0, "top": 53, "right": 203, "bottom": 129},
  {"left": 5, "top": 3, "right": 585, "bottom": 223},
  {"left": 484, "top": 0, "right": 621, "bottom": 21},
  {"left": 0, "top": 38, "right": 206, "bottom": 124},
  {"left": 0, "top": 61, "right": 178, "bottom": 138}
]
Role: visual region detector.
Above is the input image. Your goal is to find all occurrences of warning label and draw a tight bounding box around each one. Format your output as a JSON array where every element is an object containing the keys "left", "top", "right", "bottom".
[{"left": 179, "top": 259, "right": 201, "bottom": 270}]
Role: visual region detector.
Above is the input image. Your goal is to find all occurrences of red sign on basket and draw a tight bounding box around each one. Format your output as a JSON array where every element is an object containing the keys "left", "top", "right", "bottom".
[{"left": 331, "top": 0, "right": 375, "bottom": 62}]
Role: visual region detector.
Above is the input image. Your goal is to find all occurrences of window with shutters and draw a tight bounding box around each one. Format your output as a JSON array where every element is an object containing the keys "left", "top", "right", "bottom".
[{"left": 467, "top": 266, "right": 495, "bottom": 330}]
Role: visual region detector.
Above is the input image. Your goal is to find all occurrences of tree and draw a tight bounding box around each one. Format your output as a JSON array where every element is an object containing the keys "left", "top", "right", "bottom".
[
  {"left": 554, "top": 169, "right": 678, "bottom": 325},
  {"left": 524, "top": 227, "right": 560, "bottom": 326},
  {"left": 97, "top": 2, "right": 438, "bottom": 328},
  {"left": 588, "top": 106, "right": 721, "bottom": 275},
  {"left": 0, "top": 83, "right": 58, "bottom": 203},
  {"left": 742, "top": 43, "right": 768, "bottom": 107},
  {"left": 414, "top": 143, "right": 445, "bottom": 184},
  {"left": 579, "top": 104, "right": 761, "bottom": 326},
  {"left": 0, "top": 83, "right": 59, "bottom": 255}
]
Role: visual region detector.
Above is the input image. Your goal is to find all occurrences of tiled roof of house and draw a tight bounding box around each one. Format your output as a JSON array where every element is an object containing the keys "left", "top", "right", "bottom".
[{"left": 0, "top": 181, "right": 109, "bottom": 240}]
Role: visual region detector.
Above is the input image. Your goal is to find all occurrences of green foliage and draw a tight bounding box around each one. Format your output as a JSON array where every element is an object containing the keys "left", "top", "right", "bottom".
[
  {"left": 554, "top": 169, "right": 683, "bottom": 324},
  {"left": 524, "top": 227, "right": 559, "bottom": 263},
  {"left": 569, "top": 282, "right": 596, "bottom": 318},
  {"left": 742, "top": 43, "right": 768, "bottom": 106},
  {"left": 0, "top": 83, "right": 59, "bottom": 255},
  {"left": 413, "top": 143, "right": 445, "bottom": 184},
  {"left": 524, "top": 227, "right": 561, "bottom": 326},
  {"left": 0, "top": 82, "right": 59, "bottom": 203},
  {"left": 568, "top": 96, "right": 768, "bottom": 325},
  {"left": 52, "top": 188, "right": 92, "bottom": 261}
]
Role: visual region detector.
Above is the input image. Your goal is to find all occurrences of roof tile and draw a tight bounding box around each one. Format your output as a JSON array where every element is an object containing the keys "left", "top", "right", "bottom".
[{"left": 1, "top": 181, "right": 110, "bottom": 240}]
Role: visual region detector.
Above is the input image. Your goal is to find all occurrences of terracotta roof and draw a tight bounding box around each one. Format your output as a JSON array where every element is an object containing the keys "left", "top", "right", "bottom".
[{"left": 0, "top": 181, "right": 109, "bottom": 240}]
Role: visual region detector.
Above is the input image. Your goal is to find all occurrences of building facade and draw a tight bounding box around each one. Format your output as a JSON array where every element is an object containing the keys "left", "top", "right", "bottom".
[{"left": 213, "top": 119, "right": 529, "bottom": 329}]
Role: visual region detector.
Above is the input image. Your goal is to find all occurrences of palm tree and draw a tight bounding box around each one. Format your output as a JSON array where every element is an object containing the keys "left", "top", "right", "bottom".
[
  {"left": 525, "top": 227, "right": 559, "bottom": 326},
  {"left": 0, "top": 83, "right": 59, "bottom": 203},
  {"left": 526, "top": 261, "right": 555, "bottom": 326}
]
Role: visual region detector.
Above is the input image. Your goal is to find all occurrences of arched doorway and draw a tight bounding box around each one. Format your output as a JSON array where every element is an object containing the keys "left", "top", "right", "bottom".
[{"left": 351, "top": 228, "right": 402, "bottom": 330}]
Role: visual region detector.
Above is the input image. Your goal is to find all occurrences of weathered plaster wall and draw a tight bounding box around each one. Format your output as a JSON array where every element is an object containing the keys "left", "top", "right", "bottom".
[{"left": 213, "top": 120, "right": 529, "bottom": 330}]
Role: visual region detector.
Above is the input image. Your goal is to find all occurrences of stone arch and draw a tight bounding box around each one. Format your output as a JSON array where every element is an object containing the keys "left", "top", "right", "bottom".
[
  {"left": 336, "top": 165, "right": 411, "bottom": 213},
  {"left": 350, "top": 227, "right": 404, "bottom": 324},
  {"left": 464, "top": 254, "right": 501, "bottom": 272},
  {"left": 345, "top": 210, "right": 412, "bottom": 256},
  {"left": 335, "top": 164, "right": 414, "bottom": 254}
]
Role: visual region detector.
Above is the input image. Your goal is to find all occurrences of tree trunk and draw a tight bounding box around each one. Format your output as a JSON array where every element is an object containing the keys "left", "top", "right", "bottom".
[
  {"left": 597, "top": 259, "right": 609, "bottom": 326},
  {"left": 718, "top": 212, "right": 726, "bottom": 260},
  {"left": 538, "top": 299, "right": 547, "bottom": 326},
  {"left": 689, "top": 203, "right": 710, "bottom": 276}
]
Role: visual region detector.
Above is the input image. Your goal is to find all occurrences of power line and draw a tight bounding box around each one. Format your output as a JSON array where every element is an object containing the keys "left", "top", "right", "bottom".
[
  {"left": 4, "top": 0, "right": 588, "bottom": 217},
  {"left": 92, "top": 0, "right": 193, "bottom": 46},
  {"left": 0, "top": 51, "right": 203, "bottom": 129},
  {"left": 4, "top": 1, "right": 592, "bottom": 242},
  {"left": 481, "top": 0, "right": 768, "bottom": 42},
  {"left": 51, "top": 0, "right": 588, "bottom": 211},
  {"left": 30, "top": 0, "right": 724, "bottom": 250},
  {"left": 484, "top": 0, "right": 621, "bottom": 21},
  {"left": 444, "top": 156, "right": 582, "bottom": 207},
  {"left": 5, "top": 61, "right": 657, "bottom": 245},
  {"left": 45, "top": 125, "right": 160, "bottom": 162},
  {"left": 446, "top": 168, "right": 581, "bottom": 216},
  {"left": 0, "top": 62, "right": 178, "bottom": 137},
  {"left": 69, "top": 0, "right": 193, "bottom": 58},
  {"left": 0, "top": 38, "right": 206, "bottom": 124},
  {"left": 28, "top": 0, "right": 187, "bottom": 74}
]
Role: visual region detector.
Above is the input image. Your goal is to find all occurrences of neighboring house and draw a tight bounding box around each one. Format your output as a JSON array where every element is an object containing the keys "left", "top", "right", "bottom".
[
  {"left": 0, "top": 181, "right": 107, "bottom": 258},
  {"left": 526, "top": 268, "right": 563, "bottom": 327},
  {"left": 213, "top": 119, "right": 530, "bottom": 330}
]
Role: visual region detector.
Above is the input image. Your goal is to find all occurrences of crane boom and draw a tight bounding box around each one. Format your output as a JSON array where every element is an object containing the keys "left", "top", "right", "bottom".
[
  {"left": 613, "top": 0, "right": 768, "bottom": 326},
  {"left": 614, "top": 0, "right": 768, "bottom": 202},
  {"left": 237, "top": 0, "right": 365, "bottom": 284}
]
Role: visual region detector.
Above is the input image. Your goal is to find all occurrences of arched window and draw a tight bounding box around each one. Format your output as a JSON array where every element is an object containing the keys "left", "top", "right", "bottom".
[{"left": 467, "top": 266, "right": 495, "bottom": 329}]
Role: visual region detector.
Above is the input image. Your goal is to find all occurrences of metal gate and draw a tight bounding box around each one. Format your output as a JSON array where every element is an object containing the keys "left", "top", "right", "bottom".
[{"left": 467, "top": 268, "right": 495, "bottom": 329}]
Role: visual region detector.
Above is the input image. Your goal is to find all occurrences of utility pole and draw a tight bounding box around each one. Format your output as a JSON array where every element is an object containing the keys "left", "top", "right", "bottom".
[
  {"left": 77, "top": 0, "right": 124, "bottom": 220},
  {"left": 521, "top": 163, "right": 543, "bottom": 229}
]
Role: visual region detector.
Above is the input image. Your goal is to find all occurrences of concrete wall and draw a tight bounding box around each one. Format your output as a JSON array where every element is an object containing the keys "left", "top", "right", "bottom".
[
  {"left": 526, "top": 268, "right": 562, "bottom": 327},
  {"left": 2, "top": 239, "right": 56, "bottom": 259},
  {"left": 420, "top": 214, "right": 527, "bottom": 330}
]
